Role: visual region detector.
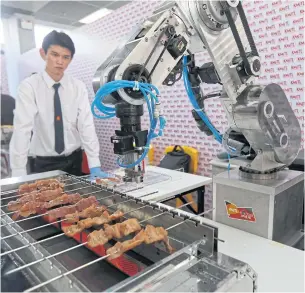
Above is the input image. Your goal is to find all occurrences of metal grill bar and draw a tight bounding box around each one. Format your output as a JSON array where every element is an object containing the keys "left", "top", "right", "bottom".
[
  {"left": 1, "top": 201, "right": 151, "bottom": 241},
  {"left": 24, "top": 254, "right": 110, "bottom": 293},
  {"left": 0, "top": 175, "right": 91, "bottom": 196},
  {"left": 166, "top": 208, "right": 215, "bottom": 230},
  {"left": 1, "top": 180, "right": 148, "bottom": 224},
  {"left": 0, "top": 196, "right": 158, "bottom": 256},
  {"left": 1, "top": 233, "right": 65, "bottom": 256},
  {"left": 5, "top": 201, "right": 194, "bottom": 276},
  {"left": 0, "top": 188, "right": 157, "bottom": 230},
  {"left": 5, "top": 242, "right": 88, "bottom": 276},
  {"left": 24, "top": 205, "right": 213, "bottom": 293},
  {"left": 0, "top": 189, "right": 105, "bottom": 227},
  {"left": 0, "top": 182, "right": 91, "bottom": 203}
]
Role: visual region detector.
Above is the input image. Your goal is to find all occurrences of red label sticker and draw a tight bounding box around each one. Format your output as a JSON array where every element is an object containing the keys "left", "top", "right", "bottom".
[{"left": 225, "top": 201, "right": 256, "bottom": 223}]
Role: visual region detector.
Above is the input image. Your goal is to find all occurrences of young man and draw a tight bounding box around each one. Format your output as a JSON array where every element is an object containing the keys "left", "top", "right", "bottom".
[{"left": 10, "top": 30, "right": 107, "bottom": 179}]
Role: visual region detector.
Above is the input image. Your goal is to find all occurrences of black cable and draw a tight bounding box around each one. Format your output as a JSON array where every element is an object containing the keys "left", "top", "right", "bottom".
[
  {"left": 237, "top": 2, "right": 259, "bottom": 57},
  {"left": 137, "top": 29, "right": 166, "bottom": 82},
  {"left": 222, "top": 3, "right": 252, "bottom": 74},
  {"left": 147, "top": 34, "right": 175, "bottom": 80}
]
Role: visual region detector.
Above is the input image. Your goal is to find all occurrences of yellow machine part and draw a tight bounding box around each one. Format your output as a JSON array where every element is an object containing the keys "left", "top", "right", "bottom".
[
  {"left": 164, "top": 146, "right": 199, "bottom": 212},
  {"left": 148, "top": 144, "right": 154, "bottom": 165}
]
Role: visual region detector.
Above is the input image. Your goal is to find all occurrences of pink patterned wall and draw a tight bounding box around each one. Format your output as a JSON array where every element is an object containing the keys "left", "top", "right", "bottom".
[
  {"left": 66, "top": 0, "right": 162, "bottom": 171},
  {"left": 65, "top": 0, "right": 304, "bottom": 210},
  {"left": 1, "top": 52, "right": 10, "bottom": 94},
  {"left": 16, "top": 1, "right": 303, "bottom": 210}
]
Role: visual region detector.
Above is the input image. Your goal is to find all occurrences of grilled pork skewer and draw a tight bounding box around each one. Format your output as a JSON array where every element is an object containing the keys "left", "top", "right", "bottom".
[
  {"left": 106, "top": 229, "right": 146, "bottom": 260},
  {"left": 64, "top": 204, "right": 107, "bottom": 223},
  {"left": 43, "top": 193, "right": 82, "bottom": 209},
  {"left": 48, "top": 196, "right": 98, "bottom": 219},
  {"left": 12, "top": 193, "right": 82, "bottom": 220},
  {"left": 8, "top": 188, "right": 64, "bottom": 211},
  {"left": 62, "top": 210, "right": 125, "bottom": 237},
  {"left": 18, "top": 179, "right": 64, "bottom": 195},
  {"left": 106, "top": 225, "right": 174, "bottom": 260},
  {"left": 87, "top": 218, "right": 142, "bottom": 247}
]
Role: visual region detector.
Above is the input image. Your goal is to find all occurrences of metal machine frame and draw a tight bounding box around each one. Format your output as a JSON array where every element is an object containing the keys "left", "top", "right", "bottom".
[
  {"left": 1, "top": 171, "right": 257, "bottom": 292},
  {"left": 92, "top": 0, "right": 301, "bottom": 182}
]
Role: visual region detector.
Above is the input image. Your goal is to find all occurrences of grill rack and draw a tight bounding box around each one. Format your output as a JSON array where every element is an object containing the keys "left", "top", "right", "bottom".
[{"left": 1, "top": 171, "right": 218, "bottom": 292}]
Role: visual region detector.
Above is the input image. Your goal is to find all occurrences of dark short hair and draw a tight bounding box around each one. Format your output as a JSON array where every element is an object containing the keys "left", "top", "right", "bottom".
[{"left": 42, "top": 30, "right": 75, "bottom": 57}]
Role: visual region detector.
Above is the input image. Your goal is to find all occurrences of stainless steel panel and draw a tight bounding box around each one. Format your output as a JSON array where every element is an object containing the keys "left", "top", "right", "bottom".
[
  {"left": 1, "top": 217, "right": 90, "bottom": 292},
  {"left": 215, "top": 184, "right": 270, "bottom": 239},
  {"left": 108, "top": 248, "right": 256, "bottom": 292},
  {"left": 214, "top": 169, "right": 304, "bottom": 245},
  {"left": 213, "top": 169, "right": 304, "bottom": 195},
  {"left": 273, "top": 181, "right": 304, "bottom": 244},
  {"left": 1, "top": 172, "right": 257, "bottom": 292}
]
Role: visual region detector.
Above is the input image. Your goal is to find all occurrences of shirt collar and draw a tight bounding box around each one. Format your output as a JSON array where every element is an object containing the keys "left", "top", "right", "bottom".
[{"left": 42, "top": 71, "right": 68, "bottom": 89}]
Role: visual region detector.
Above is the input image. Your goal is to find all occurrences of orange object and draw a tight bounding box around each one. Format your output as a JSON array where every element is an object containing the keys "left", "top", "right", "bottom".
[
  {"left": 56, "top": 116, "right": 61, "bottom": 121},
  {"left": 148, "top": 144, "right": 154, "bottom": 165}
]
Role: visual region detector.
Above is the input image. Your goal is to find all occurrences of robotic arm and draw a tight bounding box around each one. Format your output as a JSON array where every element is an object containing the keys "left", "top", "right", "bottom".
[{"left": 92, "top": 0, "right": 301, "bottom": 182}]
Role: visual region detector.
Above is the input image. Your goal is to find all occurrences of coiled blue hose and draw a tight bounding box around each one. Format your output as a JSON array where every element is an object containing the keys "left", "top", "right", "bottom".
[{"left": 91, "top": 80, "right": 166, "bottom": 168}]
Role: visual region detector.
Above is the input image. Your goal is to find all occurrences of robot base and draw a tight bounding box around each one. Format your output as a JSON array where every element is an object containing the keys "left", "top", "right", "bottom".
[
  {"left": 239, "top": 167, "right": 279, "bottom": 180},
  {"left": 213, "top": 169, "right": 304, "bottom": 248}
]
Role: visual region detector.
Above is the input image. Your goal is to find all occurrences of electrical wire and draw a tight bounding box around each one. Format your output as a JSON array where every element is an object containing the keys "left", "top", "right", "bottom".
[
  {"left": 182, "top": 56, "right": 223, "bottom": 144},
  {"left": 91, "top": 80, "right": 166, "bottom": 169}
]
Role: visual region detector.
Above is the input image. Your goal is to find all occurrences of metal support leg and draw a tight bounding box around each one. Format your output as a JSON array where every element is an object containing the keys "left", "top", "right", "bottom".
[
  {"left": 176, "top": 195, "right": 197, "bottom": 215},
  {"left": 197, "top": 186, "right": 205, "bottom": 215},
  {"left": 160, "top": 186, "right": 206, "bottom": 215}
]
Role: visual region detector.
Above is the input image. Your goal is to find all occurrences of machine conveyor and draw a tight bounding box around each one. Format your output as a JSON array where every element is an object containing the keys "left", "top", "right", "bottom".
[{"left": 1, "top": 171, "right": 257, "bottom": 292}]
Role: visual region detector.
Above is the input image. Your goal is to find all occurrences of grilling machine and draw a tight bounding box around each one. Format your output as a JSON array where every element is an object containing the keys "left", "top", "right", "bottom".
[{"left": 92, "top": 0, "right": 303, "bottom": 245}]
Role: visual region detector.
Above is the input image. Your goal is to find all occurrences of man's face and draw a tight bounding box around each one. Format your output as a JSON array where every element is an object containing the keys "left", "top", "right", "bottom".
[{"left": 40, "top": 45, "right": 72, "bottom": 76}]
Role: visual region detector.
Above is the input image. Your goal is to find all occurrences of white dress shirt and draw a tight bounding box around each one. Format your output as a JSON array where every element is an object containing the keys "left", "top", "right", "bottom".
[{"left": 10, "top": 71, "right": 101, "bottom": 177}]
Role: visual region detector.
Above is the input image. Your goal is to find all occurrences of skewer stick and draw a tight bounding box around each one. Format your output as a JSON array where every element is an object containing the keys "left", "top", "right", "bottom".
[
  {"left": 1, "top": 175, "right": 84, "bottom": 198},
  {"left": 0, "top": 233, "right": 65, "bottom": 256},
  {"left": 0, "top": 177, "right": 77, "bottom": 196},
  {"left": 23, "top": 205, "right": 214, "bottom": 293},
  {"left": 1, "top": 187, "right": 157, "bottom": 227},
  {"left": 0, "top": 183, "right": 89, "bottom": 202},
  {"left": 0, "top": 196, "right": 156, "bottom": 255},
  {"left": 24, "top": 254, "right": 110, "bottom": 292},
  {"left": 4, "top": 201, "right": 194, "bottom": 275},
  {"left": 1, "top": 201, "right": 150, "bottom": 241},
  {"left": 0, "top": 189, "right": 108, "bottom": 228}
]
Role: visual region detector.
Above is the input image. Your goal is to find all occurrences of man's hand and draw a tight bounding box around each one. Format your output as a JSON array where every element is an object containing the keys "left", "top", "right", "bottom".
[{"left": 89, "top": 167, "right": 114, "bottom": 181}]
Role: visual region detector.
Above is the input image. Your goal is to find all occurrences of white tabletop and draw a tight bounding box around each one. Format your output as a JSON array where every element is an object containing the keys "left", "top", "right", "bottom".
[
  {"left": 125, "top": 166, "right": 212, "bottom": 201},
  {"left": 205, "top": 217, "right": 304, "bottom": 292},
  {"left": 158, "top": 202, "right": 305, "bottom": 292}
]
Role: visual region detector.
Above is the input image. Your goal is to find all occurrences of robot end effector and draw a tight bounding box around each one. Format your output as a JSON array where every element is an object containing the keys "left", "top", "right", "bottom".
[{"left": 92, "top": 0, "right": 301, "bottom": 180}]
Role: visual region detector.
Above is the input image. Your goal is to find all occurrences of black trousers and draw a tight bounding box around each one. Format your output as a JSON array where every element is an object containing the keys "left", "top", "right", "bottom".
[{"left": 32, "top": 148, "right": 83, "bottom": 176}]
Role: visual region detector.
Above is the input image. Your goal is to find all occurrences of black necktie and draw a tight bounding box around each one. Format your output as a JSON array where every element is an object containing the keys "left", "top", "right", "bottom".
[{"left": 53, "top": 83, "right": 65, "bottom": 154}]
